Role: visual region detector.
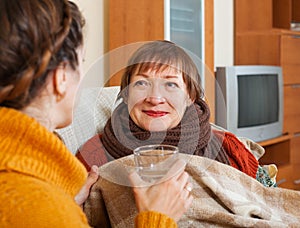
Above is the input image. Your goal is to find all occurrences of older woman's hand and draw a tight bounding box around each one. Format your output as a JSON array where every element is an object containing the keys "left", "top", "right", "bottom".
[
  {"left": 129, "top": 159, "right": 193, "bottom": 222},
  {"left": 75, "top": 165, "right": 99, "bottom": 207}
]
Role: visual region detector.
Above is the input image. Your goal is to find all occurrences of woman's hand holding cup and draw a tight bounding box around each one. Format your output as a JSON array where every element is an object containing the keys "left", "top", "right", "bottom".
[{"left": 128, "top": 158, "right": 193, "bottom": 222}]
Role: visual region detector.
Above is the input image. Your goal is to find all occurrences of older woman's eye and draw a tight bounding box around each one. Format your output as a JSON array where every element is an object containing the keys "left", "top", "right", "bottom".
[
  {"left": 165, "top": 82, "right": 179, "bottom": 89},
  {"left": 133, "top": 80, "right": 149, "bottom": 87}
]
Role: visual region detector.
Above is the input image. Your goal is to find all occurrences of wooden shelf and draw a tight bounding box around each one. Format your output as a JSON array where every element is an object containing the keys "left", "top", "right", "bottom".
[
  {"left": 259, "top": 135, "right": 291, "bottom": 166},
  {"left": 258, "top": 133, "right": 292, "bottom": 147},
  {"left": 235, "top": 0, "right": 300, "bottom": 190}
]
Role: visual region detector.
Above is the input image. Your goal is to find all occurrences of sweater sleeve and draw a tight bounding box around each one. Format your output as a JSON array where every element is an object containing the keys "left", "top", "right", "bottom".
[
  {"left": 222, "top": 131, "right": 259, "bottom": 178},
  {"left": 135, "top": 211, "right": 177, "bottom": 228}
]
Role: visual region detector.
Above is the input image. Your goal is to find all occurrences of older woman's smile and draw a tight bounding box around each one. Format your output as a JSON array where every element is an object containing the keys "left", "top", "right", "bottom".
[{"left": 143, "top": 110, "right": 169, "bottom": 117}]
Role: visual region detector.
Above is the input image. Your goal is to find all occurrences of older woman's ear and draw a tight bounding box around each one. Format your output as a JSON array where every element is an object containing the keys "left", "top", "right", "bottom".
[
  {"left": 123, "top": 96, "right": 128, "bottom": 104},
  {"left": 186, "top": 97, "right": 194, "bottom": 107},
  {"left": 119, "top": 88, "right": 129, "bottom": 104}
]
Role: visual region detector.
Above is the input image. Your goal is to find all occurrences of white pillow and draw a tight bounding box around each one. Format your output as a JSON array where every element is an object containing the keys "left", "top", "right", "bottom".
[{"left": 55, "top": 86, "right": 120, "bottom": 154}]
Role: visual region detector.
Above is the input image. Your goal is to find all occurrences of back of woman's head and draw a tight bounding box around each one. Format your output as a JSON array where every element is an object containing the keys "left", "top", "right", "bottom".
[{"left": 0, "top": 0, "right": 84, "bottom": 109}]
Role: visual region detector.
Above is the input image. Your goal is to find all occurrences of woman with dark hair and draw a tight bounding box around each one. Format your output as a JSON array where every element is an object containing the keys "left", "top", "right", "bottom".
[{"left": 0, "top": 2, "right": 191, "bottom": 227}]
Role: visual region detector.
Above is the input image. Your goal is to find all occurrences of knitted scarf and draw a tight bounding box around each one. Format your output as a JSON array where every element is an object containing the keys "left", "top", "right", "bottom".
[{"left": 102, "top": 99, "right": 231, "bottom": 165}]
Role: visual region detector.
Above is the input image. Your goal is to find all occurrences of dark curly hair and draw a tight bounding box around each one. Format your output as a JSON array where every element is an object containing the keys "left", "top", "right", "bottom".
[{"left": 0, "top": 0, "right": 85, "bottom": 109}]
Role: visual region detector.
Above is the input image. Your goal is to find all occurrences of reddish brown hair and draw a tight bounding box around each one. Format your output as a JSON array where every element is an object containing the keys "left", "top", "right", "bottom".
[{"left": 119, "top": 40, "right": 204, "bottom": 103}]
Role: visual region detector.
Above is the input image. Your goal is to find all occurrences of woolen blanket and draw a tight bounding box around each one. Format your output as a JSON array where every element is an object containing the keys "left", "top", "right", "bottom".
[{"left": 84, "top": 154, "right": 300, "bottom": 227}]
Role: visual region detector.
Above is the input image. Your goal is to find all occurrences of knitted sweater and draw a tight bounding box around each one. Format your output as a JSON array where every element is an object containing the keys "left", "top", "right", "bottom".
[{"left": 0, "top": 107, "right": 176, "bottom": 228}]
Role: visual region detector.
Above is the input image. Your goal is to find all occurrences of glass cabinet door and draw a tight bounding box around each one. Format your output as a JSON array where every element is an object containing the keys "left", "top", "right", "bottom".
[{"left": 165, "top": 0, "right": 204, "bottom": 61}]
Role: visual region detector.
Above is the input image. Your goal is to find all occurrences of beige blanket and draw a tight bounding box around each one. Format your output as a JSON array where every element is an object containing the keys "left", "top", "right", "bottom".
[{"left": 84, "top": 154, "right": 300, "bottom": 228}]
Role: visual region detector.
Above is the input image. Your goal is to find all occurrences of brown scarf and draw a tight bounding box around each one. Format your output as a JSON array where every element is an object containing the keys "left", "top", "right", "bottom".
[{"left": 101, "top": 99, "right": 230, "bottom": 165}]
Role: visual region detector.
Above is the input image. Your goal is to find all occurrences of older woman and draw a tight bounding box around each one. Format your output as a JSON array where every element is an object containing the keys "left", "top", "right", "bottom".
[
  {"left": 0, "top": 2, "right": 191, "bottom": 227},
  {"left": 77, "top": 40, "right": 260, "bottom": 180}
]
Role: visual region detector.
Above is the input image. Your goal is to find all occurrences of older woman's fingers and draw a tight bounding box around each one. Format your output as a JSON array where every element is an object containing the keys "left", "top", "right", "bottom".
[{"left": 176, "top": 170, "right": 190, "bottom": 190}]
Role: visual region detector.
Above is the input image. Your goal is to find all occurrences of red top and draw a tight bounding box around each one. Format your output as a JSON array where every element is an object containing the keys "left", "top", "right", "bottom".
[{"left": 76, "top": 130, "right": 259, "bottom": 178}]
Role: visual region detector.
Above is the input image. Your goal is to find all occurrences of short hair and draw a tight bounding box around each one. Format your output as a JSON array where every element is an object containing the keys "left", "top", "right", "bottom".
[{"left": 120, "top": 40, "right": 204, "bottom": 103}]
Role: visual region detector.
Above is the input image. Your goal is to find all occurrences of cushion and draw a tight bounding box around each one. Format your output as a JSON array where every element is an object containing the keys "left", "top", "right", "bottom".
[{"left": 55, "top": 86, "right": 120, "bottom": 154}]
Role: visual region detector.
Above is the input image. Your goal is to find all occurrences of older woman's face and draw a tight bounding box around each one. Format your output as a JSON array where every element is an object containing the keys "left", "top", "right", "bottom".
[{"left": 127, "top": 67, "right": 191, "bottom": 131}]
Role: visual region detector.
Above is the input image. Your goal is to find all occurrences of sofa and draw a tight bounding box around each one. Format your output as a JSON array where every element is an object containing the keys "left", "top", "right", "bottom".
[{"left": 55, "top": 86, "right": 120, "bottom": 154}]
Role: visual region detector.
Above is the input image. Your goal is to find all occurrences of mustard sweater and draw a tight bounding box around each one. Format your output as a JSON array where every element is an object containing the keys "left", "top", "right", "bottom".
[{"left": 0, "top": 108, "right": 176, "bottom": 228}]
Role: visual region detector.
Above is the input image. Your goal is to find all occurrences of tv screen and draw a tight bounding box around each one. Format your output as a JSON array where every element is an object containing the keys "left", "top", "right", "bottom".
[
  {"left": 238, "top": 74, "right": 279, "bottom": 128},
  {"left": 215, "top": 65, "right": 283, "bottom": 142}
]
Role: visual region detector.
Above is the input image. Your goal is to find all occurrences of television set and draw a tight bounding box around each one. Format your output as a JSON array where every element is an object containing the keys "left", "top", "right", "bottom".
[{"left": 215, "top": 65, "right": 283, "bottom": 142}]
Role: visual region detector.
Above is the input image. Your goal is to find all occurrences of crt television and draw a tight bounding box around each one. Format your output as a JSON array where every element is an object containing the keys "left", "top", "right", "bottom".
[{"left": 215, "top": 65, "right": 283, "bottom": 142}]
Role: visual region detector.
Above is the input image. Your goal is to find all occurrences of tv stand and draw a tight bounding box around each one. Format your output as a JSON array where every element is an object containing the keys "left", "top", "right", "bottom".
[
  {"left": 258, "top": 133, "right": 292, "bottom": 147},
  {"left": 258, "top": 133, "right": 300, "bottom": 189}
]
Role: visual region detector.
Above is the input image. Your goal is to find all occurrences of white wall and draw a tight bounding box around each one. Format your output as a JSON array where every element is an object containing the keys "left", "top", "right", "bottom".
[
  {"left": 72, "top": 0, "right": 108, "bottom": 86},
  {"left": 214, "top": 0, "right": 234, "bottom": 69}
]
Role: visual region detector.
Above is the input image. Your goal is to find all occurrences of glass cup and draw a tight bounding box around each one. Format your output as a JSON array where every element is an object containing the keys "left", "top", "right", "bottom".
[{"left": 133, "top": 144, "right": 179, "bottom": 183}]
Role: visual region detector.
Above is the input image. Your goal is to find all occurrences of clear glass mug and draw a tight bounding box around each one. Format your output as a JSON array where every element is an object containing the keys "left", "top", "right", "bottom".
[{"left": 133, "top": 144, "right": 179, "bottom": 183}]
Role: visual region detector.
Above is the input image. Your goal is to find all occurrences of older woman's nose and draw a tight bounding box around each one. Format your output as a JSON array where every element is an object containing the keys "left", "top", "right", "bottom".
[
  {"left": 144, "top": 83, "right": 166, "bottom": 104},
  {"left": 145, "top": 96, "right": 166, "bottom": 105}
]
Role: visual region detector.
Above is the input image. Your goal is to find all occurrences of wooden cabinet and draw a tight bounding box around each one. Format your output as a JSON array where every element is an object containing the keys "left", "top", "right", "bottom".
[
  {"left": 235, "top": 0, "right": 300, "bottom": 190},
  {"left": 109, "top": 0, "right": 215, "bottom": 120},
  {"left": 235, "top": 32, "right": 300, "bottom": 84},
  {"left": 234, "top": 32, "right": 280, "bottom": 66},
  {"left": 272, "top": 135, "right": 300, "bottom": 189},
  {"left": 273, "top": 0, "right": 300, "bottom": 29},
  {"left": 275, "top": 164, "right": 294, "bottom": 189},
  {"left": 281, "top": 33, "right": 300, "bottom": 134},
  {"left": 284, "top": 85, "right": 300, "bottom": 134},
  {"left": 108, "top": 0, "right": 164, "bottom": 86},
  {"left": 109, "top": 1, "right": 164, "bottom": 51},
  {"left": 234, "top": 0, "right": 273, "bottom": 32},
  {"left": 109, "top": 0, "right": 214, "bottom": 85},
  {"left": 291, "top": 134, "right": 300, "bottom": 190},
  {"left": 259, "top": 135, "right": 300, "bottom": 189},
  {"left": 259, "top": 136, "right": 291, "bottom": 166},
  {"left": 281, "top": 34, "right": 300, "bottom": 84}
]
